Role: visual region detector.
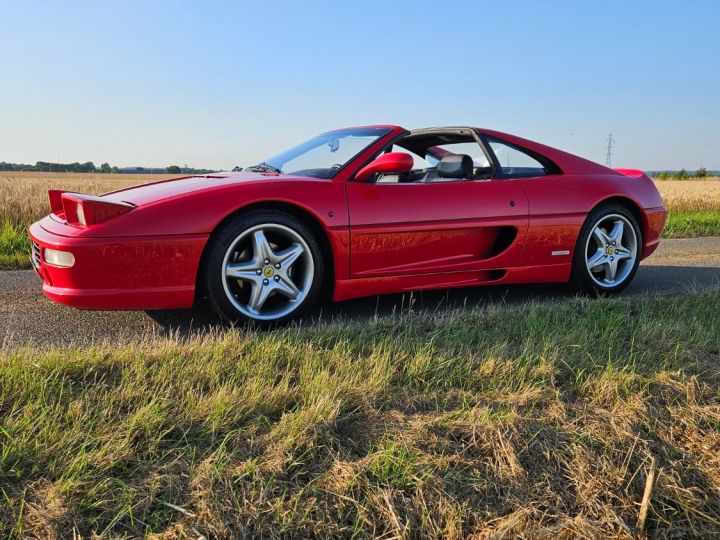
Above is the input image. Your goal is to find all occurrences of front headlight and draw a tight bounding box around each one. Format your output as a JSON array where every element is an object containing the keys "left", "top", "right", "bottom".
[{"left": 44, "top": 248, "right": 75, "bottom": 268}]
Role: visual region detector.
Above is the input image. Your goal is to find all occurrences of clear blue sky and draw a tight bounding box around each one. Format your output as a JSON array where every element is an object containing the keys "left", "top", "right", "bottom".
[{"left": 1, "top": 0, "right": 718, "bottom": 170}]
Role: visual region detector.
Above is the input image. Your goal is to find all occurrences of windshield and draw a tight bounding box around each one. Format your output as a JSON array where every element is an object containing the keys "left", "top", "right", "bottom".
[{"left": 249, "top": 127, "right": 390, "bottom": 178}]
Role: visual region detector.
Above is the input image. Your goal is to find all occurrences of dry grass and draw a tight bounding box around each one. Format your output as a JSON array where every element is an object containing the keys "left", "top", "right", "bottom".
[
  {"left": 655, "top": 179, "right": 720, "bottom": 213},
  {"left": 0, "top": 172, "right": 171, "bottom": 226},
  {"left": 1, "top": 290, "right": 720, "bottom": 538}
]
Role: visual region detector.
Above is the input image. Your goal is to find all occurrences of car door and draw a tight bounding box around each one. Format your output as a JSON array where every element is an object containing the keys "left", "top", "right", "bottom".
[
  {"left": 484, "top": 136, "right": 584, "bottom": 267},
  {"left": 346, "top": 144, "right": 529, "bottom": 279}
]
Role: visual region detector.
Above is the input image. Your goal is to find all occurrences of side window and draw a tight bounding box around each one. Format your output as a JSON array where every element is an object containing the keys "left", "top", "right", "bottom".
[
  {"left": 488, "top": 139, "right": 546, "bottom": 177},
  {"left": 428, "top": 142, "right": 491, "bottom": 169}
]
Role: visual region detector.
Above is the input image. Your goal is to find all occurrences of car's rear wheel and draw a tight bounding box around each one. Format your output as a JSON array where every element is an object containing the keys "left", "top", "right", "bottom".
[
  {"left": 571, "top": 204, "right": 642, "bottom": 295},
  {"left": 199, "top": 210, "right": 324, "bottom": 325}
]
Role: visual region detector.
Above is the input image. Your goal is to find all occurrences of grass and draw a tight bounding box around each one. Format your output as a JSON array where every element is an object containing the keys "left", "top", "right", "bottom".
[
  {"left": 1, "top": 174, "right": 719, "bottom": 270},
  {"left": 664, "top": 210, "right": 720, "bottom": 238},
  {"left": 0, "top": 222, "right": 30, "bottom": 269},
  {"left": 1, "top": 290, "right": 720, "bottom": 537},
  {"left": 655, "top": 179, "right": 720, "bottom": 238}
]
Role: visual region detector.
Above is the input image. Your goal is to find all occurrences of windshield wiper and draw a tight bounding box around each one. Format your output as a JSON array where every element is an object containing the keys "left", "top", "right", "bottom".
[{"left": 245, "top": 162, "right": 282, "bottom": 174}]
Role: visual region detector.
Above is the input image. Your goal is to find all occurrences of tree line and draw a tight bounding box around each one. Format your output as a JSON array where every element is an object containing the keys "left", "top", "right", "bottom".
[
  {"left": 653, "top": 168, "right": 716, "bottom": 180},
  {"left": 0, "top": 161, "right": 104, "bottom": 173},
  {"left": 0, "top": 161, "right": 215, "bottom": 174}
]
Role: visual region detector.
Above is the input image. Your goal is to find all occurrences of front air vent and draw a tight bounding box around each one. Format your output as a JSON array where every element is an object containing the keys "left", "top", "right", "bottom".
[{"left": 31, "top": 241, "right": 41, "bottom": 269}]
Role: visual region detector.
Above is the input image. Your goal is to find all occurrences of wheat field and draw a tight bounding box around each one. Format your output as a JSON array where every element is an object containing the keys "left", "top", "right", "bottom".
[
  {"left": 655, "top": 179, "right": 720, "bottom": 212},
  {"left": 0, "top": 172, "right": 175, "bottom": 226}
]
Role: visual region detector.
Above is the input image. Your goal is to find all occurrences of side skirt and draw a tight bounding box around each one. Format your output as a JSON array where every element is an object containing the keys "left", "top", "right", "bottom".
[{"left": 332, "top": 263, "right": 572, "bottom": 302}]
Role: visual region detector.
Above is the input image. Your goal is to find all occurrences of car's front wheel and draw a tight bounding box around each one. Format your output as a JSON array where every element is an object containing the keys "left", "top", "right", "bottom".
[
  {"left": 199, "top": 210, "right": 324, "bottom": 325},
  {"left": 571, "top": 204, "right": 642, "bottom": 295}
]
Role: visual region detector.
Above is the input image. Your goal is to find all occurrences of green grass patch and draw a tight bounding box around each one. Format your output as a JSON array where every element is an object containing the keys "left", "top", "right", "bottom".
[
  {"left": 0, "top": 222, "right": 30, "bottom": 269},
  {"left": 1, "top": 290, "right": 720, "bottom": 537},
  {"left": 663, "top": 210, "right": 720, "bottom": 238}
]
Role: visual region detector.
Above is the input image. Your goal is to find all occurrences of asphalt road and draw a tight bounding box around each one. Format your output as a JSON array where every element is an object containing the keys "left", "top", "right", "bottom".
[{"left": 2, "top": 237, "right": 719, "bottom": 347}]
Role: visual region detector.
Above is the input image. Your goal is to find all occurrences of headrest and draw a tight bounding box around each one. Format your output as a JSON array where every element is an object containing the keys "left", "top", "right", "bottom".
[{"left": 437, "top": 154, "right": 473, "bottom": 179}]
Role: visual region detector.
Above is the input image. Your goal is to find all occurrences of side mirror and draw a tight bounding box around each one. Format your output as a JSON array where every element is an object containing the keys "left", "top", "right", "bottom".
[{"left": 355, "top": 152, "right": 414, "bottom": 181}]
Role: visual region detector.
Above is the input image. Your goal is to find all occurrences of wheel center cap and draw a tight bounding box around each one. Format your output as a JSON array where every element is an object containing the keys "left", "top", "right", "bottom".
[
  {"left": 263, "top": 266, "right": 275, "bottom": 278},
  {"left": 607, "top": 246, "right": 616, "bottom": 255}
]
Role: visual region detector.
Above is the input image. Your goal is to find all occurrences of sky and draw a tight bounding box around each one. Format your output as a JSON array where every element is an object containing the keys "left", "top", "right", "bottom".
[{"left": 0, "top": 0, "right": 718, "bottom": 170}]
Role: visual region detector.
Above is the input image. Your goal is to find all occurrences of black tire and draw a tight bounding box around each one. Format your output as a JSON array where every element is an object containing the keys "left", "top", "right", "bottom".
[
  {"left": 197, "top": 209, "right": 325, "bottom": 326},
  {"left": 570, "top": 203, "right": 642, "bottom": 296}
]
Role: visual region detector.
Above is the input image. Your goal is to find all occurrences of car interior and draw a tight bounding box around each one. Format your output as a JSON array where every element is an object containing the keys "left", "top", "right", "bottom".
[
  {"left": 376, "top": 129, "right": 496, "bottom": 183},
  {"left": 373, "top": 128, "right": 555, "bottom": 183}
]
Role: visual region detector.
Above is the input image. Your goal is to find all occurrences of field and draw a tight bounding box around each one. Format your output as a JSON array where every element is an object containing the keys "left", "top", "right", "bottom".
[
  {"left": 655, "top": 179, "right": 720, "bottom": 238},
  {"left": 1, "top": 174, "right": 718, "bottom": 268},
  {"left": 0, "top": 172, "right": 174, "bottom": 268},
  {"left": 656, "top": 178, "right": 720, "bottom": 212},
  {"left": 1, "top": 173, "right": 719, "bottom": 537},
  {"left": 0, "top": 172, "right": 174, "bottom": 227},
  {"left": 1, "top": 290, "right": 719, "bottom": 537}
]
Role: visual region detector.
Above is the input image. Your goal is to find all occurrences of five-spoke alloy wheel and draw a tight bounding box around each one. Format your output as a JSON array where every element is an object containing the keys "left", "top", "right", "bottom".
[
  {"left": 572, "top": 204, "right": 642, "bottom": 295},
  {"left": 199, "top": 210, "right": 324, "bottom": 325}
]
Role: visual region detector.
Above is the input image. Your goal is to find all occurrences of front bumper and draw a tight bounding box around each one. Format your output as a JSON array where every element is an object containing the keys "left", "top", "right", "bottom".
[{"left": 29, "top": 218, "right": 207, "bottom": 310}]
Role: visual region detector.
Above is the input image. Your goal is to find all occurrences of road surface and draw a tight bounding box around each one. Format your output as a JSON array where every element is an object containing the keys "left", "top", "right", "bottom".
[{"left": 1, "top": 237, "right": 719, "bottom": 346}]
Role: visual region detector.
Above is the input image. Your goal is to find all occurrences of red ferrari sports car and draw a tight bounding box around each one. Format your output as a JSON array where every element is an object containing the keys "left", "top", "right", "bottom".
[{"left": 29, "top": 125, "right": 667, "bottom": 324}]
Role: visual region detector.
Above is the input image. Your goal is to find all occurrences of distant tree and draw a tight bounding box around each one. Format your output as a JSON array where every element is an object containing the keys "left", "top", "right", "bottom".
[
  {"left": 166, "top": 165, "right": 182, "bottom": 174},
  {"left": 100, "top": 162, "right": 111, "bottom": 173},
  {"left": 111, "top": 166, "right": 120, "bottom": 173},
  {"left": 695, "top": 167, "right": 708, "bottom": 178},
  {"left": 677, "top": 168, "right": 689, "bottom": 180}
]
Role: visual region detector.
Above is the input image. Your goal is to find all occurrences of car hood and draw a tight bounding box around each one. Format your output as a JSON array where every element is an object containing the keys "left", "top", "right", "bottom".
[{"left": 101, "top": 171, "right": 302, "bottom": 206}]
